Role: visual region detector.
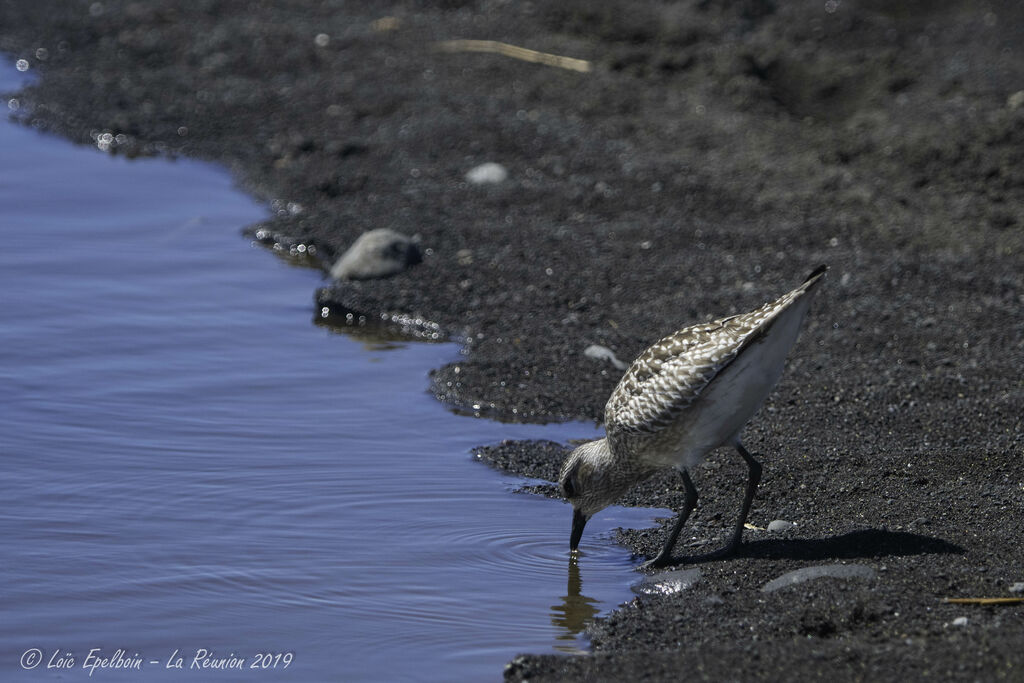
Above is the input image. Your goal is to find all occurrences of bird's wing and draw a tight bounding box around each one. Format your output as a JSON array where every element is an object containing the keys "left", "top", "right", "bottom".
[
  {"left": 604, "top": 267, "right": 826, "bottom": 438},
  {"left": 604, "top": 319, "right": 753, "bottom": 436}
]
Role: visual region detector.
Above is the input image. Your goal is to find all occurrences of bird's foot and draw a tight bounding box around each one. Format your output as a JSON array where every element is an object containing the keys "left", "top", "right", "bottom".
[
  {"left": 639, "top": 540, "right": 742, "bottom": 571},
  {"left": 639, "top": 553, "right": 676, "bottom": 571}
]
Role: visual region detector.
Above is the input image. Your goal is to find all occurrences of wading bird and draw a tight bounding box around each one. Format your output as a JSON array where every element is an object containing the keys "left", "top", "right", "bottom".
[{"left": 560, "top": 266, "right": 826, "bottom": 568}]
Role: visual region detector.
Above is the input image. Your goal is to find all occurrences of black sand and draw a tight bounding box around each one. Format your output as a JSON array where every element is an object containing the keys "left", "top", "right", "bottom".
[{"left": 3, "top": 1, "right": 1022, "bottom": 679}]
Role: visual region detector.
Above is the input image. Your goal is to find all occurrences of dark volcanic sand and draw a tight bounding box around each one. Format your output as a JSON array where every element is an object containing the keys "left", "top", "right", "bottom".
[{"left": 3, "top": 1, "right": 1022, "bottom": 680}]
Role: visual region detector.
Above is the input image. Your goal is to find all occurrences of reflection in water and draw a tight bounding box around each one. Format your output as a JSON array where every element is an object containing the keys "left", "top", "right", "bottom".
[{"left": 551, "top": 556, "right": 601, "bottom": 653}]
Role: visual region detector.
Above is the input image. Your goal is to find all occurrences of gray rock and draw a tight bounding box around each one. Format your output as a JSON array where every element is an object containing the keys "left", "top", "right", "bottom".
[
  {"left": 762, "top": 564, "right": 877, "bottom": 593},
  {"left": 767, "top": 519, "right": 796, "bottom": 532},
  {"left": 633, "top": 568, "right": 702, "bottom": 596},
  {"left": 1009, "top": 582, "right": 1024, "bottom": 594},
  {"left": 330, "top": 228, "right": 421, "bottom": 280},
  {"left": 465, "top": 162, "right": 508, "bottom": 185},
  {"left": 584, "top": 344, "right": 628, "bottom": 371}
]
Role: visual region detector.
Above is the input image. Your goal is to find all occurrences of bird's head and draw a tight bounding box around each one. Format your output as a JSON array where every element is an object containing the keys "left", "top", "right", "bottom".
[{"left": 559, "top": 439, "right": 624, "bottom": 552}]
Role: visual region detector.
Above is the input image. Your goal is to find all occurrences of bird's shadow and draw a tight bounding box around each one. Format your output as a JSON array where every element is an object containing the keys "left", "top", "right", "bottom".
[{"left": 663, "top": 529, "right": 963, "bottom": 566}]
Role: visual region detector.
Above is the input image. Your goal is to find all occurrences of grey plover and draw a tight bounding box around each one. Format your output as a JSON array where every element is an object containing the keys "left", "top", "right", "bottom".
[{"left": 560, "top": 266, "right": 826, "bottom": 567}]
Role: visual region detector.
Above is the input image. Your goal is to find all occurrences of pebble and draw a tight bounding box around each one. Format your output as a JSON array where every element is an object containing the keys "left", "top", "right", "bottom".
[
  {"left": 584, "top": 344, "right": 628, "bottom": 370},
  {"left": 761, "top": 564, "right": 876, "bottom": 593},
  {"left": 465, "top": 162, "right": 508, "bottom": 185},
  {"left": 330, "top": 228, "right": 422, "bottom": 280},
  {"left": 1009, "top": 582, "right": 1024, "bottom": 594},
  {"left": 951, "top": 616, "right": 969, "bottom": 627},
  {"left": 767, "top": 519, "right": 796, "bottom": 532},
  {"left": 633, "top": 568, "right": 702, "bottom": 596}
]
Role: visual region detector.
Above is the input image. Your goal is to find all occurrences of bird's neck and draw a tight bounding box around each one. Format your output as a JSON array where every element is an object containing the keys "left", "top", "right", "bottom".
[{"left": 595, "top": 438, "right": 660, "bottom": 495}]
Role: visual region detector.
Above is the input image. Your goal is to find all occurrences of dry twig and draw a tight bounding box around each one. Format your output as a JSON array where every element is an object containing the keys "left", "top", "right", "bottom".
[
  {"left": 434, "top": 40, "right": 591, "bottom": 73},
  {"left": 942, "top": 597, "right": 1024, "bottom": 605}
]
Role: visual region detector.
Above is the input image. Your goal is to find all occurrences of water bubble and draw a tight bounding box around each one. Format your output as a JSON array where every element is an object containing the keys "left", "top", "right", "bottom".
[
  {"left": 7, "top": 98, "right": 19, "bottom": 111},
  {"left": 15, "top": 59, "right": 29, "bottom": 72},
  {"left": 89, "top": 2, "right": 104, "bottom": 17},
  {"left": 177, "top": 126, "right": 188, "bottom": 136},
  {"left": 35, "top": 48, "right": 49, "bottom": 61},
  {"left": 314, "top": 33, "right": 330, "bottom": 47}
]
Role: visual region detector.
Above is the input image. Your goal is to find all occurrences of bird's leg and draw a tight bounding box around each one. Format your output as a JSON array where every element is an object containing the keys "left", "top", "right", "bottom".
[
  {"left": 644, "top": 469, "right": 698, "bottom": 569},
  {"left": 723, "top": 442, "right": 762, "bottom": 554}
]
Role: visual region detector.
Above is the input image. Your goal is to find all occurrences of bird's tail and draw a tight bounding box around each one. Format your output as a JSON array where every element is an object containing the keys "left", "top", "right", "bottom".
[{"left": 803, "top": 264, "right": 828, "bottom": 285}]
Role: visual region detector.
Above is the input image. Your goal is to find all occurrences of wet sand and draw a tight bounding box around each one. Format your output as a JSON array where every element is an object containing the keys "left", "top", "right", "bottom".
[{"left": 4, "top": 1, "right": 1022, "bottom": 679}]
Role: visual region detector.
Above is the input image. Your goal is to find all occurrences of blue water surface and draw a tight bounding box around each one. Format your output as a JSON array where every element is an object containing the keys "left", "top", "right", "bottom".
[{"left": 0, "top": 62, "right": 669, "bottom": 682}]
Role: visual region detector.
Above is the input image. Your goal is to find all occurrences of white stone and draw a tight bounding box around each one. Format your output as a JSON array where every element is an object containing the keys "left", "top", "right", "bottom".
[
  {"left": 633, "top": 568, "right": 702, "bottom": 596},
  {"left": 330, "top": 228, "right": 421, "bottom": 280},
  {"left": 465, "top": 162, "right": 508, "bottom": 185},
  {"left": 951, "top": 616, "right": 968, "bottom": 627},
  {"left": 584, "top": 344, "right": 628, "bottom": 371},
  {"left": 767, "top": 519, "right": 796, "bottom": 532},
  {"left": 762, "top": 564, "right": 876, "bottom": 593}
]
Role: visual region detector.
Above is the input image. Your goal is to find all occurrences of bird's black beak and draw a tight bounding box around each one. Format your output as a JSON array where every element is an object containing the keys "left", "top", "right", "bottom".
[{"left": 570, "top": 508, "right": 588, "bottom": 552}]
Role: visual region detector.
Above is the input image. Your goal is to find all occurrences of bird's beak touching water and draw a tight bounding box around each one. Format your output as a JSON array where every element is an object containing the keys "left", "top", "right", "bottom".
[{"left": 570, "top": 508, "right": 589, "bottom": 552}]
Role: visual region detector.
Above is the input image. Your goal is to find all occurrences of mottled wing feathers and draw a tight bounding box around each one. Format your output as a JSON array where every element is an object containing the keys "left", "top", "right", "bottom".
[
  {"left": 604, "top": 318, "right": 755, "bottom": 437},
  {"left": 604, "top": 268, "right": 825, "bottom": 438}
]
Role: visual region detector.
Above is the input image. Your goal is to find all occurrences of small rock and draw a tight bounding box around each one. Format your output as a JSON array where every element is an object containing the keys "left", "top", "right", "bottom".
[
  {"left": 330, "top": 228, "right": 422, "bottom": 280},
  {"left": 762, "top": 564, "right": 876, "bottom": 593},
  {"left": 767, "top": 519, "right": 796, "bottom": 532},
  {"left": 633, "top": 568, "right": 702, "bottom": 596},
  {"left": 1009, "top": 582, "right": 1024, "bottom": 594},
  {"left": 584, "top": 344, "right": 628, "bottom": 371},
  {"left": 465, "top": 162, "right": 508, "bottom": 185},
  {"left": 951, "top": 616, "right": 969, "bottom": 627}
]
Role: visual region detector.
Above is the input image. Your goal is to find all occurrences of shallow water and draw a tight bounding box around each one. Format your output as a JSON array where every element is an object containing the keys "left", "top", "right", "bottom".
[{"left": 0, "top": 64, "right": 669, "bottom": 681}]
